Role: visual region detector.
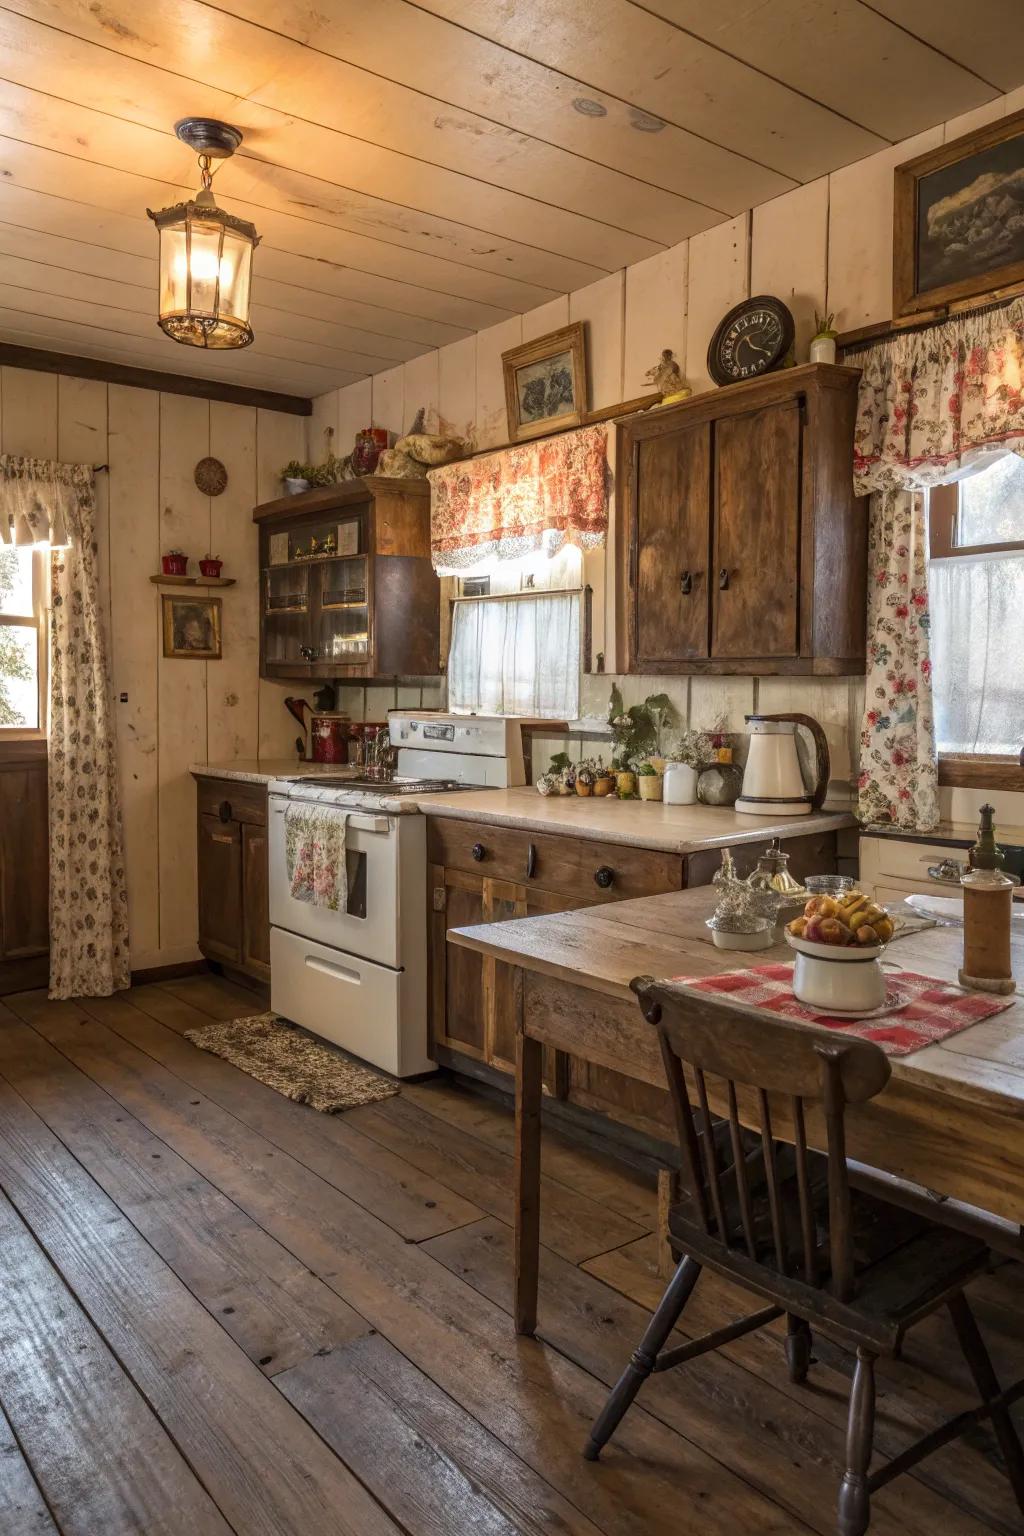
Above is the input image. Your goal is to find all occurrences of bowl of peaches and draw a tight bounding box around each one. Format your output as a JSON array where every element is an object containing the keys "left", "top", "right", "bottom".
[{"left": 785, "top": 891, "right": 896, "bottom": 1013}]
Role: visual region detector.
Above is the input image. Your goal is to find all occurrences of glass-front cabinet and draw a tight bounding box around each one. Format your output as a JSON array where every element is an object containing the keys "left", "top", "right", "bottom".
[{"left": 255, "top": 477, "right": 439, "bottom": 681}]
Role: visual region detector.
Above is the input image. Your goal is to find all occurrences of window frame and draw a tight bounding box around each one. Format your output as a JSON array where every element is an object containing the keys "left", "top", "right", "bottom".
[
  {"left": 0, "top": 547, "right": 49, "bottom": 743},
  {"left": 927, "top": 480, "right": 1024, "bottom": 787}
]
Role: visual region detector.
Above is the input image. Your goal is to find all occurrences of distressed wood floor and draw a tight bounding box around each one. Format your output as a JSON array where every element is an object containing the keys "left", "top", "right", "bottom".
[{"left": 0, "top": 975, "right": 1022, "bottom": 1535}]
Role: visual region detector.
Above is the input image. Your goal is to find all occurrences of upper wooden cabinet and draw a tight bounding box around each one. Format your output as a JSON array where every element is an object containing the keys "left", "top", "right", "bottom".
[
  {"left": 617, "top": 364, "right": 867, "bottom": 676},
  {"left": 253, "top": 477, "right": 439, "bottom": 681}
]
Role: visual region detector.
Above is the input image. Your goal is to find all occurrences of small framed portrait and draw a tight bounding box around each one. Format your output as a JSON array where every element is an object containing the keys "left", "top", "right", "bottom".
[
  {"left": 894, "top": 107, "right": 1024, "bottom": 319},
  {"left": 162, "top": 594, "right": 222, "bottom": 660},
  {"left": 502, "top": 322, "right": 587, "bottom": 443}
]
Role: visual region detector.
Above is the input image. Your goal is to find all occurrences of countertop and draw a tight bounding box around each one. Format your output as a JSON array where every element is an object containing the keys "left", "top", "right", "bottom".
[
  {"left": 414, "top": 786, "right": 855, "bottom": 854},
  {"left": 191, "top": 760, "right": 358, "bottom": 785}
]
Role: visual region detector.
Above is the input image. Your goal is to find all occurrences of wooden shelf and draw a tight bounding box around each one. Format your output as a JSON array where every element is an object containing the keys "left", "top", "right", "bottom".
[{"left": 150, "top": 574, "right": 236, "bottom": 588}]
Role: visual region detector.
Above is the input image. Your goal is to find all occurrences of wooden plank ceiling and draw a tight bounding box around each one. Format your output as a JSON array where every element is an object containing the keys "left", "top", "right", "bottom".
[{"left": 0, "top": 0, "right": 1020, "bottom": 400}]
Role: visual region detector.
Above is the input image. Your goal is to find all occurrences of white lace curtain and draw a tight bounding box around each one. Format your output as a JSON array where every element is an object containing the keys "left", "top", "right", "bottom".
[
  {"left": 447, "top": 591, "right": 581, "bottom": 718},
  {"left": 0, "top": 456, "right": 130, "bottom": 997},
  {"left": 847, "top": 297, "right": 1024, "bottom": 830}
]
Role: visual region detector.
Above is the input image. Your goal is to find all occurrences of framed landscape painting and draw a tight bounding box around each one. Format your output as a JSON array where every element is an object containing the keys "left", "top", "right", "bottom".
[
  {"left": 502, "top": 323, "right": 587, "bottom": 443},
  {"left": 894, "top": 107, "right": 1024, "bottom": 319}
]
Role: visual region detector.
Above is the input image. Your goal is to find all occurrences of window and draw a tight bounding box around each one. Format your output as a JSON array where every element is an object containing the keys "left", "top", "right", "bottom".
[
  {"left": 927, "top": 457, "right": 1024, "bottom": 764},
  {"left": 0, "top": 546, "right": 47, "bottom": 736},
  {"left": 447, "top": 545, "right": 586, "bottom": 719}
]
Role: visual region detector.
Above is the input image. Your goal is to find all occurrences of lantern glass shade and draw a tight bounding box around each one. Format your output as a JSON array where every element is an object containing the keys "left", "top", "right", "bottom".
[{"left": 150, "top": 196, "right": 257, "bottom": 349}]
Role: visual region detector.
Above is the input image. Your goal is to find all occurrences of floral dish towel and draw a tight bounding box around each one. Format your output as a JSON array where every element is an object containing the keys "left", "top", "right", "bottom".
[{"left": 284, "top": 803, "right": 349, "bottom": 911}]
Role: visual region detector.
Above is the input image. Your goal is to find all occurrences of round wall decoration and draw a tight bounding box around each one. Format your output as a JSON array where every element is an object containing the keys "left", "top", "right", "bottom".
[
  {"left": 707, "top": 295, "right": 795, "bottom": 387},
  {"left": 195, "top": 456, "right": 228, "bottom": 496}
]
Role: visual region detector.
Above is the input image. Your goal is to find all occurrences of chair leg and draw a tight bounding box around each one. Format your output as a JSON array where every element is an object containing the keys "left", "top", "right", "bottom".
[
  {"left": 837, "top": 1348, "right": 876, "bottom": 1536},
  {"left": 948, "top": 1291, "right": 1024, "bottom": 1514},
  {"left": 583, "top": 1255, "right": 702, "bottom": 1461},
  {"left": 785, "top": 1313, "right": 813, "bottom": 1384}
]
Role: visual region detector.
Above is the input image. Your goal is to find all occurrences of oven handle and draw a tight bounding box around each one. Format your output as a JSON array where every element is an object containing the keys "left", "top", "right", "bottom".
[
  {"left": 304, "top": 956, "right": 361, "bottom": 984},
  {"left": 269, "top": 803, "right": 390, "bottom": 835}
]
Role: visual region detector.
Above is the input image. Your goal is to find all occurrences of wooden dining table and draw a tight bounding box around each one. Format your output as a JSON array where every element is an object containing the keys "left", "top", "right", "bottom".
[{"left": 449, "top": 885, "right": 1024, "bottom": 1336}]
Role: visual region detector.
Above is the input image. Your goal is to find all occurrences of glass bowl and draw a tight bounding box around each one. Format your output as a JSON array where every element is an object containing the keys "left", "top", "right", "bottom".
[{"left": 803, "top": 873, "right": 855, "bottom": 897}]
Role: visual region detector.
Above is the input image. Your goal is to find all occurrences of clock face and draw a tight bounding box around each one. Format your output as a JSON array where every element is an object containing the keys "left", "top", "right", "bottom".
[{"left": 707, "top": 296, "right": 795, "bottom": 387}]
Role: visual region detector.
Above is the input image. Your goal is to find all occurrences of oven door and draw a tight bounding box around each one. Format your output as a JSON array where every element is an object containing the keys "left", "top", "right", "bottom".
[{"left": 268, "top": 795, "right": 401, "bottom": 969}]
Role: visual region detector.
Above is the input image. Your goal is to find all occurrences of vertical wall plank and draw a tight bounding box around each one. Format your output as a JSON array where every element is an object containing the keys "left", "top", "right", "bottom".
[
  {"left": 209, "top": 402, "right": 259, "bottom": 763},
  {"left": 107, "top": 384, "right": 160, "bottom": 969},
  {"left": 685, "top": 215, "right": 750, "bottom": 394},
  {"left": 1, "top": 368, "right": 57, "bottom": 457},
  {"left": 157, "top": 392, "right": 210, "bottom": 960},
  {"left": 308, "top": 388, "right": 340, "bottom": 469},
  {"left": 827, "top": 127, "right": 942, "bottom": 331},
  {"left": 623, "top": 244, "right": 688, "bottom": 398},
  {"left": 522, "top": 296, "right": 570, "bottom": 342},
  {"left": 570, "top": 272, "right": 624, "bottom": 411},
  {"left": 57, "top": 376, "right": 109, "bottom": 648},
  {"left": 372, "top": 366, "right": 404, "bottom": 443},
  {"left": 438, "top": 334, "right": 477, "bottom": 446},
  {"left": 751, "top": 180, "right": 828, "bottom": 362},
  {"left": 337, "top": 378, "right": 372, "bottom": 461},
  {"left": 255, "top": 407, "right": 307, "bottom": 760},
  {"left": 401, "top": 351, "right": 440, "bottom": 434},
  {"left": 475, "top": 316, "right": 522, "bottom": 451}
]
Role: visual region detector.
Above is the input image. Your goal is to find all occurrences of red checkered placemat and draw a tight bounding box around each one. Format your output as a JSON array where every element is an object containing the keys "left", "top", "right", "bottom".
[{"left": 668, "top": 963, "right": 1015, "bottom": 1056}]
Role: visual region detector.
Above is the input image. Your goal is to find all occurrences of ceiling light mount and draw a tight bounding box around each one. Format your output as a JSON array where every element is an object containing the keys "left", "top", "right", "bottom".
[{"left": 174, "top": 117, "right": 244, "bottom": 159}]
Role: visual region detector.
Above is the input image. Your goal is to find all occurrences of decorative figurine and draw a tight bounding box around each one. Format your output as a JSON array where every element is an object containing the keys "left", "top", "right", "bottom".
[
  {"left": 706, "top": 849, "right": 773, "bottom": 950},
  {"left": 646, "top": 348, "right": 692, "bottom": 405}
]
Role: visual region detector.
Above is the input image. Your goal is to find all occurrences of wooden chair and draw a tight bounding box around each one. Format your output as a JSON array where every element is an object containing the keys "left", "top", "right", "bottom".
[{"left": 583, "top": 975, "right": 1024, "bottom": 1536}]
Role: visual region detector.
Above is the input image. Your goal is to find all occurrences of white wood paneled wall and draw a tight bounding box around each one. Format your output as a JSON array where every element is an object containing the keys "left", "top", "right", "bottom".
[{"left": 0, "top": 365, "right": 305, "bottom": 970}]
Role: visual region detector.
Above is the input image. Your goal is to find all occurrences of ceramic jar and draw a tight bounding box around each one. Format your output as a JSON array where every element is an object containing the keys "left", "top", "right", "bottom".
[
  {"left": 809, "top": 334, "right": 837, "bottom": 365},
  {"left": 593, "top": 773, "right": 615, "bottom": 797},
  {"left": 697, "top": 762, "right": 744, "bottom": 806},
  {"left": 663, "top": 762, "right": 699, "bottom": 805},
  {"left": 614, "top": 770, "right": 636, "bottom": 798},
  {"left": 637, "top": 772, "right": 663, "bottom": 802}
]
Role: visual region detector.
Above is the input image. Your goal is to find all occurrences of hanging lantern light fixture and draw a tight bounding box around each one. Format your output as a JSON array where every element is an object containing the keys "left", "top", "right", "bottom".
[{"left": 148, "top": 118, "right": 260, "bottom": 350}]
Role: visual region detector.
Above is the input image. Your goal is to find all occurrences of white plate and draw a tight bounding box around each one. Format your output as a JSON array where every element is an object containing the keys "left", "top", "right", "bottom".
[
  {"left": 806, "top": 987, "right": 910, "bottom": 1021},
  {"left": 904, "top": 892, "right": 1024, "bottom": 925},
  {"left": 785, "top": 933, "right": 885, "bottom": 962}
]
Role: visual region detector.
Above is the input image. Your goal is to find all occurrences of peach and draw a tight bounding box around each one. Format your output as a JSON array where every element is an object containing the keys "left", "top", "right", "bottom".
[
  {"left": 788, "top": 917, "right": 808, "bottom": 938},
  {"left": 818, "top": 917, "right": 852, "bottom": 946},
  {"left": 804, "top": 895, "right": 839, "bottom": 920},
  {"left": 855, "top": 924, "right": 880, "bottom": 946}
]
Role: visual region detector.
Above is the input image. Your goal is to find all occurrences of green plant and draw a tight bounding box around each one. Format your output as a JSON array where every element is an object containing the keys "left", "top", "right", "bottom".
[
  {"left": 606, "top": 684, "right": 680, "bottom": 767},
  {"left": 547, "top": 751, "right": 572, "bottom": 775},
  {"left": 637, "top": 762, "right": 658, "bottom": 777},
  {"left": 282, "top": 460, "right": 308, "bottom": 480},
  {"left": 813, "top": 310, "right": 837, "bottom": 339}
]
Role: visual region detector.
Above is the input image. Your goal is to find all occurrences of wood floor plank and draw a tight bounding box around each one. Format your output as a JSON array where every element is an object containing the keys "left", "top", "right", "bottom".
[
  {"left": 0, "top": 1072, "right": 400, "bottom": 1536},
  {"left": 0, "top": 1188, "right": 233, "bottom": 1536},
  {"left": 583, "top": 1233, "right": 1023, "bottom": 1535},
  {"left": 402, "top": 1077, "right": 658, "bottom": 1228},
  {"left": 80, "top": 987, "right": 483, "bottom": 1241},
  {"left": 0, "top": 1400, "right": 60, "bottom": 1536},
  {"left": 278, "top": 1331, "right": 607, "bottom": 1536},
  {"left": 161, "top": 976, "right": 267, "bottom": 1021},
  {"left": 5, "top": 996, "right": 806, "bottom": 1534},
  {"left": 0, "top": 1004, "right": 369, "bottom": 1378}
]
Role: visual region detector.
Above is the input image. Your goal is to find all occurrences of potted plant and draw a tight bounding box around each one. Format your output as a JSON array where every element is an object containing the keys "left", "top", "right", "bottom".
[
  {"left": 810, "top": 310, "right": 838, "bottom": 366},
  {"left": 606, "top": 685, "right": 679, "bottom": 777},
  {"left": 575, "top": 761, "right": 596, "bottom": 797},
  {"left": 199, "top": 554, "right": 223, "bottom": 578},
  {"left": 161, "top": 549, "right": 188, "bottom": 576},
  {"left": 637, "top": 762, "right": 663, "bottom": 802},
  {"left": 282, "top": 460, "right": 311, "bottom": 495},
  {"left": 592, "top": 759, "right": 614, "bottom": 797},
  {"left": 548, "top": 752, "right": 576, "bottom": 796},
  {"left": 663, "top": 729, "right": 714, "bottom": 805}
]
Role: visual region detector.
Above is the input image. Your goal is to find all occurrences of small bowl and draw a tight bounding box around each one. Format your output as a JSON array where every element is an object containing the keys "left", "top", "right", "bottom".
[{"left": 804, "top": 873, "right": 855, "bottom": 897}]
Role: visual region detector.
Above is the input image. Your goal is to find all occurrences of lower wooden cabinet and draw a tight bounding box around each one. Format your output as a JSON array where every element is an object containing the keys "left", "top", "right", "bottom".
[
  {"left": 0, "top": 741, "right": 49, "bottom": 994},
  {"left": 195, "top": 776, "right": 270, "bottom": 984}
]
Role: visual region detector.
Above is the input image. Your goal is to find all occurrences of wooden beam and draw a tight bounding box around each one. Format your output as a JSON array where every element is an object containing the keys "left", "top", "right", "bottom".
[{"left": 0, "top": 342, "right": 312, "bottom": 416}]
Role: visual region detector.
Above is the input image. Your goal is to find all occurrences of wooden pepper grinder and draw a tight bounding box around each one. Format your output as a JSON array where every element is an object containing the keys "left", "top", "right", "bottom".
[{"left": 959, "top": 804, "right": 1016, "bottom": 995}]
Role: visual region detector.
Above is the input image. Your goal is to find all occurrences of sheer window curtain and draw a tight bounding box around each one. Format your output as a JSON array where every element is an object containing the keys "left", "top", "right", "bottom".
[{"left": 447, "top": 590, "right": 581, "bottom": 718}]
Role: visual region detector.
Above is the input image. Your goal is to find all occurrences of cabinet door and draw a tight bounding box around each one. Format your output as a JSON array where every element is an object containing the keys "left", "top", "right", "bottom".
[
  {"left": 488, "top": 886, "right": 575, "bottom": 1075},
  {"left": 633, "top": 422, "right": 711, "bottom": 666},
  {"left": 712, "top": 400, "right": 800, "bottom": 659},
  {"left": 197, "top": 815, "right": 242, "bottom": 964},
  {"left": 241, "top": 822, "right": 271, "bottom": 981},
  {"left": 430, "top": 867, "right": 487, "bottom": 1058}
]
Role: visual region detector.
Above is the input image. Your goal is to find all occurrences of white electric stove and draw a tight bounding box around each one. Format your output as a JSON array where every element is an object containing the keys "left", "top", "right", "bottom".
[{"left": 267, "top": 713, "right": 533, "bottom": 1077}]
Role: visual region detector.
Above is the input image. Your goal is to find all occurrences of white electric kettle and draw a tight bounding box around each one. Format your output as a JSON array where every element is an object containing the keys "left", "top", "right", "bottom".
[{"left": 736, "top": 713, "right": 830, "bottom": 817}]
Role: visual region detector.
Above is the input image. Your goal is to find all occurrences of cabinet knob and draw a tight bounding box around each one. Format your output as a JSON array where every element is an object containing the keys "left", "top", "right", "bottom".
[
  {"left": 471, "top": 842, "right": 486, "bottom": 862},
  {"left": 218, "top": 799, "right": 232, "bottom": 823},
  {"left": 679, "top": 570, "right": 693, "bottom": 596},
  {"left": 594, "top": 865, "right": 615, "bottom": 889},
  {"left": 299, "top": 644, "right": 319, "bottom": 661},
  {"left": 526, "top": 842, "right": 538, "bottom": 880},
  {"left": 718, "top": 567, "right": 730, "bottom": 590}
]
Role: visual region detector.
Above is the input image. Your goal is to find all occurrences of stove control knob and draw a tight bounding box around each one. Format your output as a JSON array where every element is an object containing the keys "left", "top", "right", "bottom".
[
  {"left": 594, "top": 865, "right": 615, "bottom": 889},
  {"left": 471, "top": 842, "right": 487, "bottom": 862}
]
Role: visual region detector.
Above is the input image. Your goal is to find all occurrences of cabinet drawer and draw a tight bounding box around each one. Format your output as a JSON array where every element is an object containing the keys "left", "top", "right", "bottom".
[
  {"left": 426, "top": 818, "right": 684, "bottom": 903},
  {"left": 195, "top": 777, "right": 267, "bottom": 827},
  {"left": 860, "top": 834, "right": 965, "bottom": 883}
]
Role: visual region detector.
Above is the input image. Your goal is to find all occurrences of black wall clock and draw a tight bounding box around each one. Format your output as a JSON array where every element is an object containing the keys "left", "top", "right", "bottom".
[{"left": 707, "top": 295, "right": 795, "bottom": 387}]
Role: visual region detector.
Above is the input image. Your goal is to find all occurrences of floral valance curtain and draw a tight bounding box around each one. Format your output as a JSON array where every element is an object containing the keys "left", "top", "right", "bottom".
[
  {"left": 847, "top": 297, "right": 1024, "bottom": 830},
  {"left": 0, "top": 455, "right": 77, "bottom": 547},
  {"left": 427, "top": 423, "right": 608, "bottom": 574}
]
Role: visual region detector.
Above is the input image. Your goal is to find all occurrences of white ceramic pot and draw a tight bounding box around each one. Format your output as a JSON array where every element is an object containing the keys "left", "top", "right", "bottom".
[
  {"left": 663, "top": 762, "right": 699, "bottom": 805},
  {"left": 809, "top": 335, "right": 837, "bottom": 366},
  {"left": 787, "top": 934, "right": 887, "bottom": 1013},
  {"left": 284, "top": 476, "right": 311, "bottom": 495}
]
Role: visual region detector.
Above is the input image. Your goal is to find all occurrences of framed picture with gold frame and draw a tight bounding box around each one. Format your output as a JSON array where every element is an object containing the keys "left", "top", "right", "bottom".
[
  {"left": 894, "top": 106, "right": 1024, "bottom": 320},
  {"left": 162, "top": 594, "right": 222, "bottom": 659},
  {"left": 502, "top": 322, "right": 587, "bottom": 443}
]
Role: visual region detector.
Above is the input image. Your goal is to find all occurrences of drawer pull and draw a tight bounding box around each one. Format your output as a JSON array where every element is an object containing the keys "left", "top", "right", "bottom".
[
  {"left": 526, "top": 842, "right": 537, "bottom": 880},
  {"left": 594, "top": 865, "right": 615, "bottom": 890},
  {"left": 210, "top": 832, "right": 234, "bottom": 845},
  {"left": 679, "top": 570, "right": 692, "bottom": 596},
  {"left": 471, "top": 842, "right": 486, "bottom": 862},
  {"left": 218, "top": 799, "right": 232, "bottom": 823},
  {"left": 718, "top": 567, "right": 730, "bottom": 591},
  {"left": 304, "top": 956, "right": 360, "bottom": 984}
]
